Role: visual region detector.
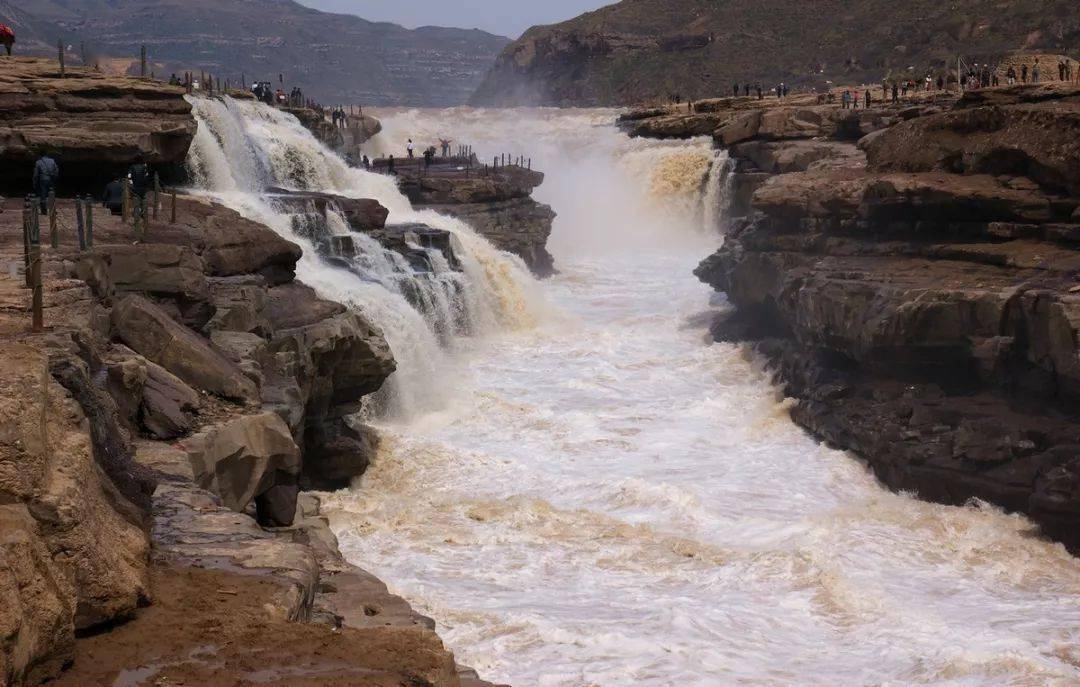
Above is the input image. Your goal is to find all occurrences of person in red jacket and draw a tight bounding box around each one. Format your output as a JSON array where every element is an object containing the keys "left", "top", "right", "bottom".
[{"left": 0, "top": 24, "right": 14, "bottom": 56}]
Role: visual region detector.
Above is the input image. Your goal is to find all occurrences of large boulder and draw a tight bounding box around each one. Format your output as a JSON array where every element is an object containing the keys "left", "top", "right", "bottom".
[
  {"left": 81, "top": 244, "right": 208, "bottom": 303},
  {"left": 111, "top": 295, "right": 258, "bottom": 403},
  {"left": 104, "top": 348, "right": 201, "bottom": 440},
  {"left": 183, "top": 412, "right": 302, "bottom": 527}
]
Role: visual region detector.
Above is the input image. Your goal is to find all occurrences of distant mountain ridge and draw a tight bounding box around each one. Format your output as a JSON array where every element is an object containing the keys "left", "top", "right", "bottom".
[
  {"left": 470, "top": 0, "right": 1080, "bottom": 106},
  {"left": 1, "top": 0, "right": 510, "bottom": 106}
]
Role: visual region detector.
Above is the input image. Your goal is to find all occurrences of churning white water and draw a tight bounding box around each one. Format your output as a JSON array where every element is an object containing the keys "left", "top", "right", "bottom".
[
  {"left": 318, "top": 109, "right": 1080, "bottom": 687},
  {"left": 184, "top": 96, "right": 543, "bottom": 416}
]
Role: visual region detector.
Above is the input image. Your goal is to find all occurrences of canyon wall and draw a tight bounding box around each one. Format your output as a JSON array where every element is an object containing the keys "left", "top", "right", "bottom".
[{"left": 628, "top": 82, "right": 1080, "bottom": 551}]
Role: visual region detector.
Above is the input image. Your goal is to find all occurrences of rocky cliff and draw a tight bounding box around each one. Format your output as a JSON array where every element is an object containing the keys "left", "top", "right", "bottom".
[
  {"left": 628, "top": 83, "right": 1080, "bottom": 551},
  {"left": 0, "top": 65, "right": 503, "bottom": 686},
  {"left": 0, "top": 58, "right": 196, "bottom": 193},
  {"left": 471, "top": 0, "right": 1079, "bottom": 106},
  {"left": 394, "top": 161, "right": 557, "bottom": 277}
]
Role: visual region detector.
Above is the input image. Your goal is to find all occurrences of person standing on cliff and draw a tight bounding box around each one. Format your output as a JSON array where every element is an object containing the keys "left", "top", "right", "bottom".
[
  {"left": 387, "top": 154, "right": 396, "bottom": 175},
  {"left": 407, "top": 139, "right": 415, "bottom": 159},
  {"left": 32, "top": 152, "right": 59, "bottom": 216},
  {"left": 0, "top": 23, "right": 14, "bottom": 57},
  {"left": 733, "top": 82, "right": 739, "bottom": 97},
  {"left": 1032, "top": 59, "right": 1040, "bottom": 83}
]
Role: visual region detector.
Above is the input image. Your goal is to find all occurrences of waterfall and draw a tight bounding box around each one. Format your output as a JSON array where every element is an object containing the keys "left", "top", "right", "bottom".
[
  {"left": 702, "top": 152, "right": 734, "bottom": 233},
  {"left": 183, "top": 96, "right": 545, "bottom": 418}
]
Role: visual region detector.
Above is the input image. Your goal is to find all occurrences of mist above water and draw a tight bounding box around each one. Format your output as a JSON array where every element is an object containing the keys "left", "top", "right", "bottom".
[{"left": 319, "top": 108, "right": 1080, "bottom": 686}]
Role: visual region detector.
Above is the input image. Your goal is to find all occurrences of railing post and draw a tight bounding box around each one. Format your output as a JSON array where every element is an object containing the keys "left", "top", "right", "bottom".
[
  {"left": 140, "top": 45, "right": 147, "bottom": 78},
  {"left": 139, "top": 195, "right": 148, "bottom": 240},
  {"left": 29, "top": 210, "right": 43, "bottom": 332},
  {"left": 85, "top": 195, "right": 94, "bottom": 248},
  {"left": 170, "top": 189, "right": 177, "bottom": 224},
  {"left": 48, "top": 191, "right": 58, "bottom": 248},
  {"left": 22, "top": 198, "right": 31, "bottom": 287},
  {"left": 153, "top": 173, "right": 161, "bottom": 219},
  {"left": 122, "top": 179, "right": 131, "bottom": 224},
  {"left": 75, "top": 197, "right": 86, "bottom": 251},
  {"left": 58, "top": 39, "right": 65, "bottom": 78}
]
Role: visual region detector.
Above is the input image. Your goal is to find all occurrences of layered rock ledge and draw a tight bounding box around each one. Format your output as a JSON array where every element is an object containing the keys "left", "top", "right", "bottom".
[
  {"left": 0, "top": 58, "right": 196, "bottom": 192},
  {"left": 390, "top": 159, "right": 558, "bottom": 277},
  {"left": 637, "top": 84, "right": 1080, "bottom": 552},
  {"left": 0, "top": 192, "right": 501, "bottom": 686}
]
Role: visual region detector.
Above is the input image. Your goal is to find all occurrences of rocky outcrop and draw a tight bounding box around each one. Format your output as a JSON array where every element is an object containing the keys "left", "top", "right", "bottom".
[
  {"left": 690, "top": 82, "right": 1080, "bottom": 551},
  {"left": 0, "top": 344, "right": 156, "bottom": 684},
  {"left": 863, "top": 86, "right": 1080, "bottom": 195},
  {"left": 111, "top": 295, "right": 259, "bottom": 404},
  {"left": 0, "top": 58, "right": 195, "bottom": 193},
  {"left": 184, "top": 411, "right": 301, "bottom": 527},
  {"left": 396, "top": 163, "right": 558, "bottom": 277},
  {"left": 0, "top": 185, "right": 405, "bottom": 682},
  {"left": 286, "top": 107, "right": 382, "bottom": 160},
  {"left": 431, "top": 197, "right": 558, "bottom": 278},
  {"left": 0, "top": 57, "right": 508, "bottom": 685}
]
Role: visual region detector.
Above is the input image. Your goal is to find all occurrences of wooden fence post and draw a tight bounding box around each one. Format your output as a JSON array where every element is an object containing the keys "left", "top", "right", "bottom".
[
  {"left": 122, "top": 179, "right": 131, "bottom": 224},
  {"left": 22, "top": 198, "right": 31, "bottom": 287},
  {"left": 85, "top": 195, "right": 94, "bottom": 248},
  {"left": 140, "top": 45, "right": 147, "bottom": 77},
  {"left": 29, "top": 210, "right": 43, "bottom": 332},
  {"left": 58, "top": 39, "right": 65, "bottom": 77},
  {"left": 170, "top": 189, "right": 177, "bottom": 224},
  {"left": 141, "top": 195, "right": 149, "bottom": 239},
  {"left": 75, "top": 198, "right": 86, "bottom": 250},
  {"left": 48, "top": 191, "right": 58, "bottom": 248}
]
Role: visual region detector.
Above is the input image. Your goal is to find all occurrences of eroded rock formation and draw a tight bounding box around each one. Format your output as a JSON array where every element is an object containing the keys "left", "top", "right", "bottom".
[
  {"left": 396, "top": 163, "right": 557, "bottom": 277},
  {"left": 0, "top": 58, "right": 196, "bottom": 193},
  {"left": 665, "top": 82, "right": 1080, "bottom": 551}
]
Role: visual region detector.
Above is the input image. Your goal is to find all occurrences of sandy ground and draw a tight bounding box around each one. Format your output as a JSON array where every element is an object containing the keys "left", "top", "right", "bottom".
[{"left": 51, "top": 564, "right": 457, "bottom": 687}]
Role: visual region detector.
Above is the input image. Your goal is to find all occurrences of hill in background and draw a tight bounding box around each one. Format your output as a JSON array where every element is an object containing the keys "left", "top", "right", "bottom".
[
  {"left": 1, "top": 0, "right": 510, "bottom": 106},
  {"left": 470, "top": 0, "right": 1080, "bottom": 106}
]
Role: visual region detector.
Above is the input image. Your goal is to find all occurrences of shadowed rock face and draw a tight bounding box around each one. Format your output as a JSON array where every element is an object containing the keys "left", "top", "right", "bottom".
[
  {"left": 684, "top": 82, "right": 1080, "bottom": 551},
  {"left": 0, "top": 58, "right": 196, "bottom": 194},
  {"left": 396, "top": 163, "right": 558, "bottom": 277}
]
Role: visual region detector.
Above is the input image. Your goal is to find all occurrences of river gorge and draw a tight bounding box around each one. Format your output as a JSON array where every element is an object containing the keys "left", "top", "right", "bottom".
[{"left": 189, "top": 103, "right": 1080, "bottom": 686}]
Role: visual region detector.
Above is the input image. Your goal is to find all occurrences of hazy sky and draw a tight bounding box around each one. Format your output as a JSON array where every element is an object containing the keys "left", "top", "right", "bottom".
[{"left": 295, "top": 0, "right": 612, "bottom": 38}]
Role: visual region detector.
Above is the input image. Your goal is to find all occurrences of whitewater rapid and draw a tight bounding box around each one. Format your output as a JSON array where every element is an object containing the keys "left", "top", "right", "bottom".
[
  {"left": 318, "top": 108, "right": 1080, "bottom": 686},
  {"left": 182, "top": 99, "right": 1080, "bottom": 686}
]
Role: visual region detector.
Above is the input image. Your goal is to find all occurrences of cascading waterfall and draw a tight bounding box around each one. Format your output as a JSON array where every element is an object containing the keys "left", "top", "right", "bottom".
[{"left": 183, "top": 95, "right": 544, "bottom": 416}]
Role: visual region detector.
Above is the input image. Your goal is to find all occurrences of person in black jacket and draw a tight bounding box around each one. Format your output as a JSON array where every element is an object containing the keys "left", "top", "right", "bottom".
[
  {"left": 128, "top": 159, "right": 151, "bottom": 199},
  {"left": 103, "top": 178, "right": 125, "bottom": 215},
  {"left": 32, "top": 152, "right": 59, "bottom": 215}
]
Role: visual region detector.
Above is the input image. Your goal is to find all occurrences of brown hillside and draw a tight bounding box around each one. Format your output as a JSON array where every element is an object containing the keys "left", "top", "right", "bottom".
[
  {"left": 0, "top": 0, "right": 509, "bottom": 107},
  {"left": 470, "top": 0, "right": 1080, "bottom": 106}
]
